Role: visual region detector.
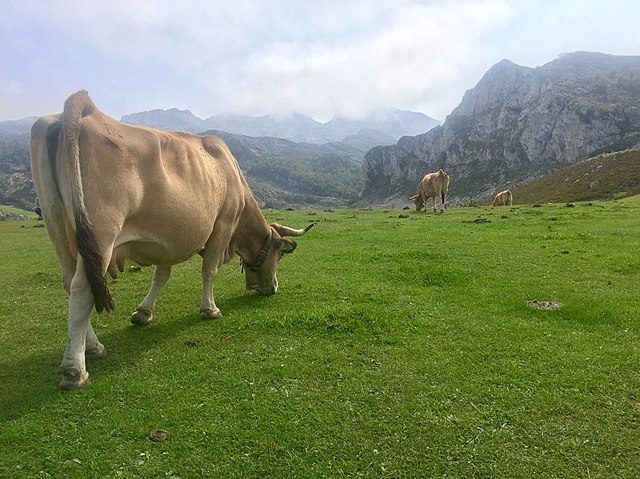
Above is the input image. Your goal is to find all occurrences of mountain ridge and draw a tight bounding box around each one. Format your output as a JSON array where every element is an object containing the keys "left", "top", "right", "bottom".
[{"left": 121, "top": 108, "right": 440, "bottom": 145}]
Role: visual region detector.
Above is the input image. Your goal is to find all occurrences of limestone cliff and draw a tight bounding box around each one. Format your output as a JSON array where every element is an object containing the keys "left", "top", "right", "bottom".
[{"left": 361, "top": 52, "right": 640, "bottom": 206}]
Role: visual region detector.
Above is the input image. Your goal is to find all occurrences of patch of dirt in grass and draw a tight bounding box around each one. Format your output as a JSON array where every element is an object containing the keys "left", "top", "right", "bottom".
[
  {"left": 526, "top": 300, "right": 564, "bottom": 310},
  {"left": 149, "top": 429, "right": 169, "bottom": 442}
]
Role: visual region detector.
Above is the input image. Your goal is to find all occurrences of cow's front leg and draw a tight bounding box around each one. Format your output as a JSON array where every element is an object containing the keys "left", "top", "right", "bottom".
[
  {"left": 200, "top": 262, "right": 222, "bottom": 319},
  {"left": 199, "top": 241, "right": 227, "bottom": 319},
  {"left": 59, "top": 264, "right": 94, "bottom": 389},
  {"left": 131, "top": 265, "right": 172, "bottom": 325}
]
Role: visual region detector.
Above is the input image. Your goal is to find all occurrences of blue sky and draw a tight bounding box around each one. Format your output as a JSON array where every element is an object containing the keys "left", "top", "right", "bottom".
[{"left": 2, "top": 0, "right": 639, "bottom": 122}]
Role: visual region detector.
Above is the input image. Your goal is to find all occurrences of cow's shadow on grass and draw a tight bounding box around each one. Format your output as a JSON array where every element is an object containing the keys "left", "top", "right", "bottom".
[
  {"left": 220, "top": 290, "right": 274, "bottom": 314},
  {"left": 0, "top": 293, "right": 269, "bottom": 422},
  {"left": 0, "top": 313, "right": 196, "bottom": 421}
]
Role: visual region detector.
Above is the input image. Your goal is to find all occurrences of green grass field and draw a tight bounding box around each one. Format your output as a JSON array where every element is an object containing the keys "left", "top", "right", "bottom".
[{"left": 1, "top": 199, "right": 639, "bottom": 478}]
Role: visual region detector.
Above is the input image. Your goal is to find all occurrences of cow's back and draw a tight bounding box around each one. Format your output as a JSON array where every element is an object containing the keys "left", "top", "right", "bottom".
[
  {"left": 33, "top": 98, "right": 250, "bottom": 270},
  {"left": 81, "top": 116, "right": 248, "bottom": 265}
]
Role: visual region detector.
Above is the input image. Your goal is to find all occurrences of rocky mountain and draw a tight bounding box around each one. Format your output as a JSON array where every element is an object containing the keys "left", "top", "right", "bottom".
[
  {"left": 0, "top": 140, "right": 33, "bottom": 209},
  {"left": 360, "top": 52, "right": 640, "bottom": 206},
  {"left": 121, "top": 109, "right": 440, "bottom": 146}
]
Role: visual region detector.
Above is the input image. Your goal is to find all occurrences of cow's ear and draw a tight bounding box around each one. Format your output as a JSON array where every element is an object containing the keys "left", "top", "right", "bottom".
[{"left": 280, "top": 239, "right": 297, "bottom": 254}]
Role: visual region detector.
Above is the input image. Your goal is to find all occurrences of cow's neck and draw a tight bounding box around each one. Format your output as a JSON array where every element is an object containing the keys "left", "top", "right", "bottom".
[{"left": 232, "top": 197, "right": 272, "bottom": 264}]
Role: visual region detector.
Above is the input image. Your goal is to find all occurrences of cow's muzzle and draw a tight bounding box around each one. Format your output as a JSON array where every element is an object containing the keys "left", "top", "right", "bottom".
[{"left": 246, "top": 283, "right": 277, "bottom": 295}]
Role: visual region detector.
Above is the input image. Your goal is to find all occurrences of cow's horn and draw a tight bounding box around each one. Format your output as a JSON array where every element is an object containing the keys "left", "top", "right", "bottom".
[{"left": 272, "top": 223, "right": 315, "bottom": 237}]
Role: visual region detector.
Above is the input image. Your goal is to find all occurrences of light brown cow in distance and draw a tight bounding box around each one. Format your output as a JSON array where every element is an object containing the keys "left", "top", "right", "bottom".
[
  {"left": 492, "top": 189, "right": 513, "bottom": 206},
  {"left": 409, "top": 169, "right": 450, "bottom": 213},
  {"left": 30, "top": 90, "right": 313, "bottom": 389}
]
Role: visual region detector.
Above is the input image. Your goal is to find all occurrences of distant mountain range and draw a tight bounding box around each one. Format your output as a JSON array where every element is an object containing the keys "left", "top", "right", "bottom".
[
  {"left": 0, "top": 108, "right": 440, "bottom": 148},
  {"left": 0, "top": 106, "right": 439, "bottom": 209},
  {"left": 0, "top": 106, "right": 440, "bottom": 209},
  {"left": 121, "top": 109, "right": 440, "bottom": 147}
]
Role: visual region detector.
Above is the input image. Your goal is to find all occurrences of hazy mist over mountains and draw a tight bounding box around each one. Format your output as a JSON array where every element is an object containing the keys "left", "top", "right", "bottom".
[{"left": 121, "top": 109, "right": 441, "bottom": 145}]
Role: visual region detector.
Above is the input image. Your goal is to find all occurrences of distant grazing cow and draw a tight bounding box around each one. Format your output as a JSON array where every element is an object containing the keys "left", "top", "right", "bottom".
[
  {"left": 30, "top": 90, "right": 314, "bottom": 389},
  {"left": 492, "top": 189, "right": 513, "bottom": 206},
  {"left": 409, "top": 169, "right": 450, "bottom": 213}
]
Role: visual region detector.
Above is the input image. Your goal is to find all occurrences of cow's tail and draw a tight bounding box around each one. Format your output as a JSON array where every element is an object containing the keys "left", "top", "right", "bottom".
[{"left": 62, "top": 90, "right": 115, "bottom": 313}]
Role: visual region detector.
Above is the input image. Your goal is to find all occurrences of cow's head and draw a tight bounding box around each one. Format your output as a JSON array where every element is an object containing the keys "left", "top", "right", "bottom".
[
  {"left": 409, "top": 194, "right": 424, "bottom": 211},
  {"left": 244, "top": 223, "right": 314, "bottom": 295}
]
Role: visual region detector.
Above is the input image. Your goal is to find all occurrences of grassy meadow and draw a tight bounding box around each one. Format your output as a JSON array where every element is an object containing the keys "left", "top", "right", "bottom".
[{"left": 1, "top": 198, "right": 639, "bottom": 478}]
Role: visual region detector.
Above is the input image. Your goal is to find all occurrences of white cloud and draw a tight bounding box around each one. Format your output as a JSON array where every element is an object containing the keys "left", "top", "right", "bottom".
[
  {"left": 190, "top": 0, "right": 515, "bottom": 119},
  {"left": 2, "top": 0, "right": 639, "bottom": 121}
]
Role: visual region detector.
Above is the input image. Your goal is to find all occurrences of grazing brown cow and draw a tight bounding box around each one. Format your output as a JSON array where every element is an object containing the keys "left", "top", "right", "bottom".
[
  {"left": 492, "top": 189, "right": 513, "bottom": 206},
  {"left": 409, "top": 169, "right": 450, "bottom": 213},
  {"left": 30, "top": 90, "right": 313, "bottom": 389}
]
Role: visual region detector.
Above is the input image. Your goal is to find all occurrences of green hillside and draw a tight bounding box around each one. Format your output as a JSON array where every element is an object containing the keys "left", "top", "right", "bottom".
[{"left": 505, "top": 149, "right": 640, "bottom": 205}]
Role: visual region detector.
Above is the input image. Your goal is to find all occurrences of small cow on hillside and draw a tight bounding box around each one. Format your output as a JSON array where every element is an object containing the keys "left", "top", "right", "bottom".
[
  {"left": 409, "top": 169, "right": 450, "bottom": 213},
  {"left": 492, "top": 189, "right": 513, "bottom": 206}
]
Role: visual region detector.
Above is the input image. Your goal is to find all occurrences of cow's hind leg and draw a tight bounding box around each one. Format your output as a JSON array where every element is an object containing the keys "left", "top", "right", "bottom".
[
  {"left": 59, "top": 260, "right": 94, "bottom": 389},
  {"left": 131, "top": 265, "right": 172, "bottom": 326},
  {"left": 85, "top": 322, "right": 106, "bottom": 359}
]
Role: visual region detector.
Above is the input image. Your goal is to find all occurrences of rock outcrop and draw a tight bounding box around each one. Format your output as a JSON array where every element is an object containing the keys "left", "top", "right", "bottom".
[{"left": 361, "top": 52, "right": 640, "bottom": 206}]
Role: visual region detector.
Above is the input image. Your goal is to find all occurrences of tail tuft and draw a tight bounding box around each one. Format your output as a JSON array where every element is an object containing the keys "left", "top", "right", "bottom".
[{"left": 75, "top": 211, "right": 114, "bottom": 312}]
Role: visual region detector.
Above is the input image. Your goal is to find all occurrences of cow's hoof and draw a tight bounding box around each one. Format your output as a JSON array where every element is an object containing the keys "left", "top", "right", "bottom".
[
  {"left": 85, "top": 344, "right": 106, "bottom": 360},
  {"left": 200, "top": 308, "right": 222, "bottom": 320},
  {"left": 131, "top": 307, "right": 153, "bottom": 326},
  {"left": 58, "top": 367, "right": 90, "bottom": 390}
]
